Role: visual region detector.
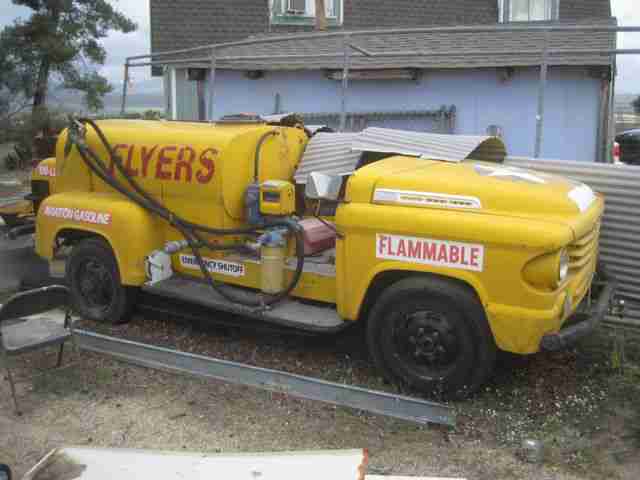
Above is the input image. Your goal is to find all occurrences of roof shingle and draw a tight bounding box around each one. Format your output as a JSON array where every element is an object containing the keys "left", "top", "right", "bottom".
[{"left": 150, "top": 1, "right": 612, "bottom": 56}]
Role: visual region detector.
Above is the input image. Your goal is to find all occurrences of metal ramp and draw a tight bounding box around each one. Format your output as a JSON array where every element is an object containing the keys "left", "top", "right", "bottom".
[
  {"left": 143, "top": 276, "right": 346, "bottom": 333},
  {"left": 74, "top": 329, "right": 455, "bottom": 427}
]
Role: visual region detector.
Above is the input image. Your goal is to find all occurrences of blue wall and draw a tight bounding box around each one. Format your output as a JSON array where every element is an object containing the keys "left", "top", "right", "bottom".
[{"left": 176, "top": 66, "right": 602, "bottom": 161}]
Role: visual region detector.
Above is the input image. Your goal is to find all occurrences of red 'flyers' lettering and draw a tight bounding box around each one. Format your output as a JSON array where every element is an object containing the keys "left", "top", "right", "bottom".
[{"left": 105, "top": 144, "right": 218, "bottom": 184}]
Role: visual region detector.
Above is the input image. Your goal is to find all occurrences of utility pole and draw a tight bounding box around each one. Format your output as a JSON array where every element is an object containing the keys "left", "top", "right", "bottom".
[{"left": 315, "top": 0, "right": 327, "bottom": 31}]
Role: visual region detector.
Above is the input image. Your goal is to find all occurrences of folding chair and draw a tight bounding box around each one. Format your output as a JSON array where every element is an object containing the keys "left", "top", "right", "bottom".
[{"left": 0, "top": 285, "right": 73, "bottom": 415}]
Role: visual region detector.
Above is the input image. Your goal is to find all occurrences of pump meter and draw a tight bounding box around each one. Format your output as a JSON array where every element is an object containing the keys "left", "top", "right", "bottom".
[{"left": 260, "top": 180, "right": 295, "bottom": 216}]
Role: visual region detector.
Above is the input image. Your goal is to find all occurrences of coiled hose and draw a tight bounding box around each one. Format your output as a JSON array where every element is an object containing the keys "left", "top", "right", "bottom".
[{"left": 67, "top": 118, "right": 305, "bottom": 309}]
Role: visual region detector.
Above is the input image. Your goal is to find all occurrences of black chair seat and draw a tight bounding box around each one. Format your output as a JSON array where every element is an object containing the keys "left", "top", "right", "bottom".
[
  {"left": 1, "top": 285, "right": 73, "bottom": 415},
  {"left": 1, "top": 314, "right": 71, "bottom": 355}
]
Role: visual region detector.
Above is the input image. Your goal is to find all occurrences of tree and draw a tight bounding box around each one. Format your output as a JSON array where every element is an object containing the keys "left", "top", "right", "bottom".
[
  {"left": 633, "top": 96, "right": 640, "bottom": 115},
  {"left": 0, "top": 0, "right": 136, "bottom": 114}
]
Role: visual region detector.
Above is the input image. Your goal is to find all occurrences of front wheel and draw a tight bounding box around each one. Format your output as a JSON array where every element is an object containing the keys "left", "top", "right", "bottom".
[
  {"left": 66, "top": 238, "right": 136, "bottom": 324},
  {"left": 366, "top": 276, "right": 496, "bottom": 400}
]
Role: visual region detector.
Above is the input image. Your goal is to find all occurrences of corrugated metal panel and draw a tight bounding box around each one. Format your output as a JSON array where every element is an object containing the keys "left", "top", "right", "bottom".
[
  {"left": 294, "top": 133, "right": 361, "bottom": 184},
  {"left": 295, "top": 129, "right": 506, "bottom": 183},
  {"left": 353, "top": 128, "right": 506, "bottom": 162},
  {"left": 506, "top": 156, "right": 640, "bottom": 325}
]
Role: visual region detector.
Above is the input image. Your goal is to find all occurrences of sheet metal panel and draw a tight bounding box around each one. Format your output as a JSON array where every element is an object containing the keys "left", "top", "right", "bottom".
[
  {"left": 507, "top": 156, "right": 640, "bottom": 324},
  {"left": 294, "top": 132, "right": 361, "bottom": 184},
  {"left": 75, "top": 329, "right": 455, "bottom": 426},
  {"left": 295, "top": 129, "right": 506, "bottom": 183},
  {"left": 353, "top": 128, "right": 506, "bottom": 162}
]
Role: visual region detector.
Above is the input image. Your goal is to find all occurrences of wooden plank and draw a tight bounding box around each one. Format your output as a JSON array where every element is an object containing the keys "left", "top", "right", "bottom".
[{"left": 23, "top": 448, "right": 367, "bottom": 480}]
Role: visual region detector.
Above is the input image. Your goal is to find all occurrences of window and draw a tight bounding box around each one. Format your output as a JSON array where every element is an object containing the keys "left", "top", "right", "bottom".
[
  {"left": 271, "top": 0, "right": 342, "bottom": 26},
  {"left": 287, "top": 0, "right": 306, "bottom": 14},
  {"left": 499, "top": 0, "right": 559, "bottom": 22}
]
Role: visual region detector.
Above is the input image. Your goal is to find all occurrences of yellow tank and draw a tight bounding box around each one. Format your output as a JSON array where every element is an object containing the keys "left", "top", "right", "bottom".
[{"left": 55, "top": 120, "right": 308, "bottom": 231}]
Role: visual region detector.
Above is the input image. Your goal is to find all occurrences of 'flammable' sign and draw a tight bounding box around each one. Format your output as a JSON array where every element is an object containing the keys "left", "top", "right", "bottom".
[{"left": 376, "top": 234, "right": 484, "bottom": 272}]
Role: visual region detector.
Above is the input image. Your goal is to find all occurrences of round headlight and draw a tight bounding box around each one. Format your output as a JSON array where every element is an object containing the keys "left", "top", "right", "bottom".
[
  {"left": 558, "top": 249, "right": 570, "bottom": 285},
  {"left": 523, "top": 249, "right": 571, "bottom": 290}
]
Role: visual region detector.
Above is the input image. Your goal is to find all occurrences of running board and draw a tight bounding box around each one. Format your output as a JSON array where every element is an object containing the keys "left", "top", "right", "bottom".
[{"left": 142, "top": 276, "right": 347, "bottom": 333}]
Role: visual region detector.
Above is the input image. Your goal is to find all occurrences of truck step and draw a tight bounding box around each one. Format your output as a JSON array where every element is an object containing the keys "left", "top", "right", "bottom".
[{"left": 142, "top": 276, "right": 347, "bottom": 333}]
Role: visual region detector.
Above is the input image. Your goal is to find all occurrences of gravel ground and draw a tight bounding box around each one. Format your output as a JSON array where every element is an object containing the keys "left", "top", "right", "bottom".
[{"left": 2, "top": 301, "right": 640, "bottom": 479}]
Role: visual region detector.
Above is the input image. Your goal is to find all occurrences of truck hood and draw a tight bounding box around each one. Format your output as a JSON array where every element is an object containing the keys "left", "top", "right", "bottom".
[{"left": 356, "top": 157, "right": 603, "bottom": 236}]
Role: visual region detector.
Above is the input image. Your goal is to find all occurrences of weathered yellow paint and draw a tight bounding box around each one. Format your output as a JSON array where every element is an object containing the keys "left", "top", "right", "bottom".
[
  {"left": 337, "top": 156, "right": 604, "bottom": 352},
  {"left": 36, "top": 191, "right": 164, "bottom": 285},
  {"left": 173, "top": 252, "right": 336, "bottom": 304},
  {"left": 35, "top": 119, "right": 604, "bottom": 355}
]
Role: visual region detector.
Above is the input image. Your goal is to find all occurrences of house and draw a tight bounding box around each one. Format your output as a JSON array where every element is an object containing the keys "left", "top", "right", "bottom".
[{"left": 148, "top": 0, "right": 615, "bottom": 161}]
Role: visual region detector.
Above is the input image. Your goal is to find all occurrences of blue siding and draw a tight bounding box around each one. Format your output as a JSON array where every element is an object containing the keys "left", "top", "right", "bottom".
[{"left": 178, "top": 66, "right": 601, "bottom": 161}]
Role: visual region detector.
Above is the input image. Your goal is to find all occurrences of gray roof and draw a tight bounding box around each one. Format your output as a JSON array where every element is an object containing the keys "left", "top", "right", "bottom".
[
  {"left": 159, "top": 24, "right": 616, "bottom": 71},
  {"left": 294, "top": 128, "right": 507, "bottom": 184},
  {"left": 150, "top": 0, "right": 612, "bottom": 62}
]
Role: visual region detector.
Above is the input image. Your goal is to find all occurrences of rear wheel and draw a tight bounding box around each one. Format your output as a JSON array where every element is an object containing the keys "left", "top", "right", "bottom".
[
  {"left": 366, "top": 276, "right": 496, "bottom": 399},
  {"left": 67, "top": 238, "right": 135, "bottom": 324}
]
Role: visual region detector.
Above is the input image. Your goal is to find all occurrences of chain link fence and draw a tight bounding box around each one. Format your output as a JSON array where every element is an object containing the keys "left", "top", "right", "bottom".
[{"left": 301, "top": 106, "right": 456, "bottom": 133}]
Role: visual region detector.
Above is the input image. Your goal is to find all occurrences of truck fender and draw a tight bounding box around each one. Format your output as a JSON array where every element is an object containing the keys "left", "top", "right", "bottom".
[
  {"left": 35, "top": 192, "right": 164, "bottom": 286},
  {"left": 346, "top": 261, "right": 491, "bottom": 324}
]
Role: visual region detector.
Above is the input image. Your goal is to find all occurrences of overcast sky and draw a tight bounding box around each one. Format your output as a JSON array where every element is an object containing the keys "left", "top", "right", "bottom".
[{"left": 1, "top": 0, "right": 639, "bottom": 93}]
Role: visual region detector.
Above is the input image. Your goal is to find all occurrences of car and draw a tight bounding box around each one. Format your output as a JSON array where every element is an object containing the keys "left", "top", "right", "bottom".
[
  {"left": 0, "top": 464, "right": 11, "bottom": 480},
  {"left": 614, "top": 129, "right": 640, "bottom": 165}
]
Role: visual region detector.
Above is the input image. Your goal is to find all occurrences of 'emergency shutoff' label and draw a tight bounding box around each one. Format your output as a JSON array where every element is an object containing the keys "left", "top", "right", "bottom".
[
  {"left": 179, "top": 254, "right": 245, "bottom": 277},
  {"left": 376, "top": 234, "right": 484, "bottom": 272},
  {"left": 43, "top": 206, "right": 112, "bottom": 225}
]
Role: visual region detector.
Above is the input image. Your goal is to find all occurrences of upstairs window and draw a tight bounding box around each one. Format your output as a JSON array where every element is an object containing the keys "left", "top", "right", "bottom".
[
  {"left": 287, "top": 0, "right": 307, "bottom": 14},
  {"left": 500, "top": 0, "right": 559, "bottom": 22},
  {"left": 271, "top": 0, "right": 342, "bottom": 26}
]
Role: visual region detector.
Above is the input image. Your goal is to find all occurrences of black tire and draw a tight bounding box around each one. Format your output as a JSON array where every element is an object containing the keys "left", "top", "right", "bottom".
[
  {"left": 66, "top": 237, "right": 136, "bottom": 324},
  {"left": 366, "top": 276, "right": 496, "bottom": 400}
]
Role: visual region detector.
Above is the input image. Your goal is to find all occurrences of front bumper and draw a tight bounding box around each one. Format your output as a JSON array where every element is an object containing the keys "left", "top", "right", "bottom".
[{"left": 540, "top": 265, "right": 618, "bottom": 351}]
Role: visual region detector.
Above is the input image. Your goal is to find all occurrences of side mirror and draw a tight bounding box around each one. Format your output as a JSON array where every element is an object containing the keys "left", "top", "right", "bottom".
[{"left": 305, "top": 172, "right": 342, "bottom": 202}]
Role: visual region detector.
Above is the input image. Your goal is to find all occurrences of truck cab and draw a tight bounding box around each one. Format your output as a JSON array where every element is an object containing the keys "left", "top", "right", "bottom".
[{"left": 33, "top": 117, "right": 614, "bottom": 398}]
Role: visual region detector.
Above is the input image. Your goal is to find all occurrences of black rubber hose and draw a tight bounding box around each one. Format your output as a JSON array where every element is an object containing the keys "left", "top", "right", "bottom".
[
  {"left": 70, "top": 119, "right": 305, "bottom": 308},
  {"left": 254, "top": 130, "right": 279, "bottom": 183},
  {"left": 79, "top": 118, "right": 306, "bottom": 303},
  {"left": 73, "top": 139, "right": 261, "bottom": 307}
]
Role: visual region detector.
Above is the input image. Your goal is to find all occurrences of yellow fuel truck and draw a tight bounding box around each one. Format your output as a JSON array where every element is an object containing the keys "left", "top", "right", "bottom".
[{"left": 32, "top": 115, "right": 615, "bottom": 398}]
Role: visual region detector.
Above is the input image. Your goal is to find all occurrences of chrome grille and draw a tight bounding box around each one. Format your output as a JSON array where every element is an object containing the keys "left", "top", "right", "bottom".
[{"left": 569, "top": 223, "right": 600, "bottom": 273}]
